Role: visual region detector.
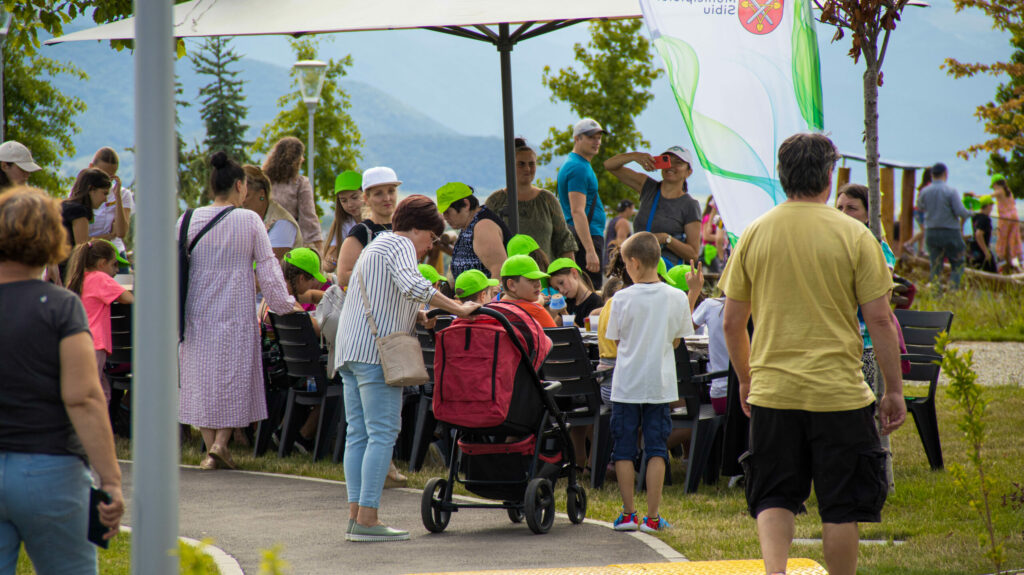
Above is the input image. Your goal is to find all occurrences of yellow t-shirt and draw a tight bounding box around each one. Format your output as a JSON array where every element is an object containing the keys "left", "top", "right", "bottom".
[
  {"left": 597, "top": 297, "right": 617, "bottom": 359},
  {"left": 718, "top": 201, "right": 892, "bottom": 412}
]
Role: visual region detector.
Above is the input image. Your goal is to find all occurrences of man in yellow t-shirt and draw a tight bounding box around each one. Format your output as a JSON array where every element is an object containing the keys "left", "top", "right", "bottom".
[{"left": 719, "top": 133, "right": 907, "bottom": 575}]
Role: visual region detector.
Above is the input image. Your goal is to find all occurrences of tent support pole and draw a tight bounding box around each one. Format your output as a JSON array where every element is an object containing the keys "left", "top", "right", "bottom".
[
  {"left": 497, "top": 23, "right": 518, "bottom": 234},
  {"left": 132, "top": 0, "right": 179, "bottom": 573}
]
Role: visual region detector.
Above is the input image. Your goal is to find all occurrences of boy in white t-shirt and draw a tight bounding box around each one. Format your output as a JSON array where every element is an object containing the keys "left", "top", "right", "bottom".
[{"left": 606, "top": 232, "right": 693, "bottom": 533}]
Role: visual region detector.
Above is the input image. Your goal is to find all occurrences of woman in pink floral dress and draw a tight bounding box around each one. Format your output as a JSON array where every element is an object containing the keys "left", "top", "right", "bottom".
[
  {"left": 178, "top": 151, "right": 298, "bottom": 470},
  {"left": 992, "top": 175, "right": 1022, "bottom": 272}
]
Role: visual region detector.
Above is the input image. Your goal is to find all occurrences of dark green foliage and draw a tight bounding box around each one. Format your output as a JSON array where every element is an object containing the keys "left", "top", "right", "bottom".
[{"left": 191, "top": 37, "right": 249, "bottom": 162}]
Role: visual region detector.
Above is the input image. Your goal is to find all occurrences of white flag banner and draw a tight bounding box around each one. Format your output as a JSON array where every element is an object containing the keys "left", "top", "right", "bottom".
[{"left": 640, "top": 0, "right": 825, "bottom": 239}]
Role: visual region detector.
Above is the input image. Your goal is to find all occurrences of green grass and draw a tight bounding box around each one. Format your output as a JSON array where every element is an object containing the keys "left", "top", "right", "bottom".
[
  {"left": 901, "top": 267, "right": 1024, "bottom": 342},
  {"left": 120, "top": 382, "right": 1024, "bottom": 575},
  {"left": 16, "top": 533, "right": 130, "bottom": 574}
]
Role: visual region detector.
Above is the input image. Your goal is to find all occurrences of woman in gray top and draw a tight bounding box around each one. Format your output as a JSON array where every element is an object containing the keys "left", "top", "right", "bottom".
[
  {"left": 336, "top": 195, "right": 478, "bottom": 542},
  {"left": 604, "top": 146, "right": 702, "bottom": 267}
]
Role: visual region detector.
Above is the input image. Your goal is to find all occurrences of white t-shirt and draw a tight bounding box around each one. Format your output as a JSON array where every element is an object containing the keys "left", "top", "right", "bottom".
[
  {"left": 88, "top": 187, "right": 135, "bottom": 253},
  {"left": 606, "top": 282, "right": 692, "bottom": 404},
  {"left": 268, "top": 219, "right": 298, "bottom": 249},
  {"left": 692, "top": 297, "right": 728, "bottom": 399}
]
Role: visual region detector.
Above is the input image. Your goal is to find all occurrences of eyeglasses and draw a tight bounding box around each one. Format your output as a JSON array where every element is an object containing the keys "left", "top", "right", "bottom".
[{"left": 430, "top": 233, "right": 442, "bottom": 246}]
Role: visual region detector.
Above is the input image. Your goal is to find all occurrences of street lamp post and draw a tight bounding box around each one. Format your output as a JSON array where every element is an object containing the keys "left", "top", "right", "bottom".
[
  {"left": 0, "top": 11, "right": 12, "bottom": 142},
  {"left": 293, "top": 60, "right": 328, "bottom": 190}
]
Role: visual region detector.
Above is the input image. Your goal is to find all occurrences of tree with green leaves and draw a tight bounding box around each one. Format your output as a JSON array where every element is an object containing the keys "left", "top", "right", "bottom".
[
  {"left": 537, "top": 19, "right": 662, "bottom": 211},
  {"left": 816, "top": 0, "right": 912, "bottom": 240},
  {"left": 944, "top": 0, "right": 1024, "bottom": 198},
  {"left": 192, "top": 37, "right": 249, "bottom": 162},
  {"left": 250, "top": 37, "right": 361, "bottom": 213}
]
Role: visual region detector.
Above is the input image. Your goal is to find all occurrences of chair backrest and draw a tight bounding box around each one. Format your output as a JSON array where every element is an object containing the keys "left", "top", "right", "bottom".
[
  {"left": 893, "top": 309, "right": 954, "bottom": 358},
  {"left": 416, "top": 323, "right": 437, "bottom": 384},
  {"left": 108, "top": 302, "right": 132, "bottom": 364},
  {"left": 541, "top": 327, "right": 602, "bottom": 417},
  {"left": 268, "top": 312, "right": 329, "bottom": 394},
  {"left": 674, "top": 345, "right": 704, "bottom": 421}
]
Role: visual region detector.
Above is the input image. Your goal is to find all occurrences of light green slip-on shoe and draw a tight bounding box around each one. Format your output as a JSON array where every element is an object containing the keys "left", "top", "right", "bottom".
[
  {"left": 345, "top": 519, "right": 355, "bottom": 541},
  {"left": 348, "top": 523, "right": 410, "bottom": 542}
]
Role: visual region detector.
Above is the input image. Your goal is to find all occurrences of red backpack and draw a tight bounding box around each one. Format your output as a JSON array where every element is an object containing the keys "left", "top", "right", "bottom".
[{"left": 433, "top": 301, "right": 552, "bottom": 430}]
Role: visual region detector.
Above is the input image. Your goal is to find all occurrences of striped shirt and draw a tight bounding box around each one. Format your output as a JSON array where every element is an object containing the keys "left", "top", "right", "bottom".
[{"left": 336, "top": 232, "right": 437, "bottom": 368}]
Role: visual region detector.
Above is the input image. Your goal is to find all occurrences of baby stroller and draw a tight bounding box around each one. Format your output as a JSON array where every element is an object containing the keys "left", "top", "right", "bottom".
[{"left": 421, "top": 303, "right": 586, "bottom": 535}]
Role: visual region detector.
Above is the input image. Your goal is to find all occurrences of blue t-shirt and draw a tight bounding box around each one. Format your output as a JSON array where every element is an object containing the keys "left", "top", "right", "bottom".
[{"left": 557, "top": 152, "right": 607, "bottom": 238}]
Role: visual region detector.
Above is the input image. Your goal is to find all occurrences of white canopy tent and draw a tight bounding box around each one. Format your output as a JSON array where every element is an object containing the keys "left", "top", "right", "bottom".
[{"left": 47, "top": 3, "right": 641, "bottom": 572}]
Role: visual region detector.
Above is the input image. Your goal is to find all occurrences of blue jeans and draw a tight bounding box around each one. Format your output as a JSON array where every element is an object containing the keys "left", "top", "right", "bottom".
[
  {"left": 925, "top": 228, "right": 966, "bottom": 287},
  {"left": 0, "top": 452, "right": 96, "bottom": 575},
  {"left": 340, "top": 361, "right": 402, "bottom": 509}
]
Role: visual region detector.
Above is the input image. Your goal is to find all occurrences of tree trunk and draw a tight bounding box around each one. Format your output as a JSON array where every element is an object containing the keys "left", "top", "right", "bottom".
[{"left": 863, "top": 58, "right": 883, "bottom": 241}]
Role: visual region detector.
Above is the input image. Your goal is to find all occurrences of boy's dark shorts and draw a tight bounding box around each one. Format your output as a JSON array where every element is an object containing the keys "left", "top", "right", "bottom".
[
  {"left": 610, "top": 402, "right": 671, "bottom": 463},
  {"left": 740, "top": 403, "right": 888, "bottom": 524}
]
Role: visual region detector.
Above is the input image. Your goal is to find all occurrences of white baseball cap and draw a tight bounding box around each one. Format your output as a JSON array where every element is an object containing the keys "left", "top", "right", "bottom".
[
  {"left": 662, "top": 146, "right": 693, "bottom": 166},
  {"left": 0, "top": 141, "right": 42, "bottom": 172},
  {"left": 572, "top": 118, "right": 608, "bottom": 138},
  {"left": 361, "top": 166, "right": 401, "bottom": 190}
]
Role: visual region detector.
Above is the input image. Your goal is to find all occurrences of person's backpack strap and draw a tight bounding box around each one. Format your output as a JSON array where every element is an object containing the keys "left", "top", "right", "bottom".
[
  {"left": 360, "top": 222, "right": 376, "bottom": 246},
  {"left": 179, "top": 209, "right": 195, "bottom": 253},
  {"left": 178, "top": 207, "right": 236, "bottom": 342}
]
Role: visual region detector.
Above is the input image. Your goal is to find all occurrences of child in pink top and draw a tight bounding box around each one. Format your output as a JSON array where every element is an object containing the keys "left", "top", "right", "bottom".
[{"left": 65, "top": 240, "right": 134, "bottom": 402}]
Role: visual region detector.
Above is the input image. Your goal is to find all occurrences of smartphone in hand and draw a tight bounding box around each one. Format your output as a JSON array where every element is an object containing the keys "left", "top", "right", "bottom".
[
  {"left": 88, "top": 488, "right": 112, "bottom": 548},
  {"left": 652, "top": 155, "right": 672, "bottom": 170}
]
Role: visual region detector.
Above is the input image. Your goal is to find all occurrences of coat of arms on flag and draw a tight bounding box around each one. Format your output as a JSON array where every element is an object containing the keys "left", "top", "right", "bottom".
[{"left": 739, "top": 0, "right": 784, "bottom": 35}]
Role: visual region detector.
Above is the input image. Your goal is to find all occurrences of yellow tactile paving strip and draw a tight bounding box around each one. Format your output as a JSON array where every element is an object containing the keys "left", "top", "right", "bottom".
[{"left": 409, "top": 558, "right": 826, "bottom": 575}]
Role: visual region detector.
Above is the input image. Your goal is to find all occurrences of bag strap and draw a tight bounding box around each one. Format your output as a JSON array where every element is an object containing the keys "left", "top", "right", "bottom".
[
  {"left": 645, "top": 186, "right": 661, "bottom": 233},
  {"left": 356, "top": 262, "right": 380, "bottom": 338},
  {"left": 179, "top": 209, "right": 195, "bottom": 250},
  {"left": 360, "top": 222, "right": 376, "bottom": 246},
  {"left": 188, "top": 206, "right": 236, "bottom": 253}
]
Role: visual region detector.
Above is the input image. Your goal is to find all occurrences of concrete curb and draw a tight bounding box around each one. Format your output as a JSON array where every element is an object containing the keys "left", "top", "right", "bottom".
[{"left": 118, "top": 525, "right": 245, "bottom": 575}]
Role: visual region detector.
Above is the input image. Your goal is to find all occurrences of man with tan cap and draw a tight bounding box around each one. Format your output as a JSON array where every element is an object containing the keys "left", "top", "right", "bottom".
[
  {"left": 0, "top": 141, "right": 42, "bottom": 189},
  {"left": 557, "top": 118, "right": 608, "bottom": 289}
]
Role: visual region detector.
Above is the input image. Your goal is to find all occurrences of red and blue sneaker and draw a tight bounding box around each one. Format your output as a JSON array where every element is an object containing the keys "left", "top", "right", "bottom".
[
  {"left": 613, "top": 509, "right": 639, "bottom": 531},
  {"left": 639, "top": 515, "right": 672, "bottom": 533}
]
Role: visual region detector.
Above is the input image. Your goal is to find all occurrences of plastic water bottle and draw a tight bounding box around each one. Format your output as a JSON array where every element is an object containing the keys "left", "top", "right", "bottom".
[
  {"left": 549, "top": 293, "right": 566, "bottom": 311},
  {"left": 305, "top": 377, "right": 317, "bottom": 393}
]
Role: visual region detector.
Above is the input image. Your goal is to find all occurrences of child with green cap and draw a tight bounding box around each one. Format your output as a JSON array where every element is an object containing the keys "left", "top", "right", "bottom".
[
  {"left": 547, "top": 257, "right": 603, "bottom": 328},
  {"left": 324, "top": 170, "right": 364, "bottom": 272},
  {"left": 498, "top": 254, "right": 557, "bottom": 328},
  {"left": 418, "top": 263, "right": 448, "bottom": 291},
  {"left": 454, "top": 269, "right": 499, "bottom": 304}
]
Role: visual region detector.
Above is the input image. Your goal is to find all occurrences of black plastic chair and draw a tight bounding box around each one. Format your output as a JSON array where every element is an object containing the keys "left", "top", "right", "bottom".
[
  {"left": 264, "top": 312, "right": 342, "bottom": 462},
  {"left": 638, "top": 343, "right": 728, "bottom": 494},
  {"left": 541, "top": 327, "right": 610, "bottom": 489},
  {"left": 106, "top": 302, "right": 133, "bottom": 437},
  {"left": 894, "top": 309, "right": 953, "bottom": 471},
  {"left": 406, "top": 316, "right": 455, "bottom": 472}
]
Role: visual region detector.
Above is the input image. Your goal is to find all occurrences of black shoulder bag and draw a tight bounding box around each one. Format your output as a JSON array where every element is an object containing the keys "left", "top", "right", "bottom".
[{"left": 178, "top": 207, "right": 236, "bottom": 342}]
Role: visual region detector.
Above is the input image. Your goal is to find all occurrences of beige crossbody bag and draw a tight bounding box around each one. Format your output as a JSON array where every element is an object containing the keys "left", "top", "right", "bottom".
[{"left": 356, "top": 267, "right": 429, "bottom": 387}]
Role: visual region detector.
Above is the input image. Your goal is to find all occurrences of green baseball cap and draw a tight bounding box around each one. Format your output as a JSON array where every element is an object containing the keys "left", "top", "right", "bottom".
[
  {"left": 455, "top": 269, "right": 499, "bottom": 298},
  {"left": 335, "top": 170, "right": 362, "bottom": 193},
  {"left": 657, "top": 259, "right": 675, "bottom": 287},
  {"left": 501, "top": 254, "right": 549, "bottom": 280},
  {"left": 666, "top": 264, "right": 693, "bottom": 292},
  {"left": 547, "top": 257, "right": 582, "bottom": 275},
  {"left": 991, "top": 174, "right": 1006, "bottom": 186},
  {"left": 283, "top": 247, "right": 327, "bottom": 283},
  {"left": 436, "top": 182, "right": 474, "bottom": 213},
  {"left": 979, "top": 195, "right": 995, "bottom": 207},
  {"left": 507, "top": 234, "right": 540, "bottom": 257},
  {"left": 97, "top": 239, "right": 130, "bottom": 265},
  {"left": 418, "top": 264, "right": 447, "bottom": 284},
  {"left": 962, "top": 194, "right": 981, "bottom": 211}
]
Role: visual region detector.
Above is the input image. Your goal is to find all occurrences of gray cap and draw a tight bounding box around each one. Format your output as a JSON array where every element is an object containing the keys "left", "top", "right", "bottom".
[
  {"left": 573, "top": 118, "right": 607, "bottom": 138},
  {"left": 0, "top": 141, "right": 41, "bottom": 172}
]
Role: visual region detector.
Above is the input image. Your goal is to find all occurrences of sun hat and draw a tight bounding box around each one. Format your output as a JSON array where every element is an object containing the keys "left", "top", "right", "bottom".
[
  {"left": 0, "top": 141, "right": 41, "bottom": 172},
  {"left": 96, "top": 239, "right": 130, "bottom": 265},
  {"left": 361, "top": 166, "right": 401, "bottom": 191},
  {"left": 283, "top": 247, "right": 327, "bottom": 283},
  {"left": 334, "top": 170, "right": 362, "bottom": 193},
  {"left": 662, "top": 146, "right": 693, "bottom": 166},
  {"left": 573, "top": 118, "right": 608, "bottom": 138},
  {"left": 666, "top": 264, "right": 693, "bottom": 292},
  {"left": 506, "top": 234, "right": 540, "bottom": 258},
  {"left": 418, "top": 264, "right": 447, "bottom": 284},
  {"left": 991, "top": 174, "right": 1006, "bottom": 186},
  {"left": 547, "top": 257, "right": 582, "bottom": 275},
  {"left": 436, "top": 182, "right": 474, "bottom": 213},
  {"left": 501, "top": 254, "right": 549, "bottom": 280},
  {"left": 978, "top": 195, "right": 995, "bottom": 207},
  {"left": 657, "top": 259, "right": 676, "bottom": 287},
  {"left": 455, "top": 269, "right": 499, "bottom": 298}
]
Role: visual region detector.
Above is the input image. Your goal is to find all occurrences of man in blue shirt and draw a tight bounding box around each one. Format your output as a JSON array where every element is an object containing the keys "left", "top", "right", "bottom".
[
  {"left": 558, "top": 118, "right": 608, "bottom": 288},
  {"left": 918, "top": 162, "right": 970, "bottom": 288}
]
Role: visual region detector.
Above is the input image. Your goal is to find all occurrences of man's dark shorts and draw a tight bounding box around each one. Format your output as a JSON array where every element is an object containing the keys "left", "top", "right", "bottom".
[
  {"left": 610, "top": 402, "right": 671, "bottom": 464},
  {"left": 572, "top": 233, "right": 604, "bottom": 289},
  {"left": 740, "top": 403, "right": 887, "bottom": 524}
]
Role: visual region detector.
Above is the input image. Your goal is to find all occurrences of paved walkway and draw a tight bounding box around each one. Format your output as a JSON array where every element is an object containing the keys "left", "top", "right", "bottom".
[{"left": 119, "top": 462, "right": 678, "bottom": 574}]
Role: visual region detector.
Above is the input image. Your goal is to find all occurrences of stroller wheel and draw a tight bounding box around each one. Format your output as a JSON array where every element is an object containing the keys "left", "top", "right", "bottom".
[
  {"left": 421, "top": 478, "right": 451, "bottom": 533},
  {"left": 524, "top": 478, "right": 555, "bottom": 534},
  {"left": 506, "top": 505, "right": 524, "bottom": 523},
  {"left": 566, "top": 485, "right": 587, "bottom": 524}
]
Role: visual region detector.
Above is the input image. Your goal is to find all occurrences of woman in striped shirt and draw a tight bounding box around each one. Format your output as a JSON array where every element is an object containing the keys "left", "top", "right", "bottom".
[{"left": 336, "top": 195, "right": 478, "bottom": 542}]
